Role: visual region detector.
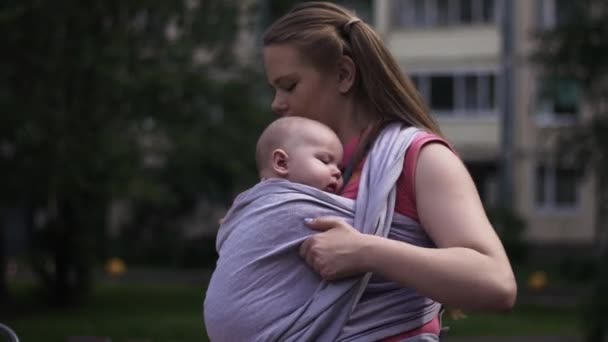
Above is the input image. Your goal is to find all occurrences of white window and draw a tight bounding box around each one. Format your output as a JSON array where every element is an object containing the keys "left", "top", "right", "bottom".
[
  {"left": 535, "top": 163, "right": 579, "bottom": 211},
  {"left": 392, "top": 0, "right": 496, "bottom": 28},
  {"left": 410, "top": 71, "right": 497, "bottom": 116},
  {"left": 535, "top": 77, "right": 579, "bottom": 126}
]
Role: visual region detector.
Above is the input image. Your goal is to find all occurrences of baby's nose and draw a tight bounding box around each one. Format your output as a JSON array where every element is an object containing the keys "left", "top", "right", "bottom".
[{"left": 331, "top": 167, "right": 342, "bottom": 182}]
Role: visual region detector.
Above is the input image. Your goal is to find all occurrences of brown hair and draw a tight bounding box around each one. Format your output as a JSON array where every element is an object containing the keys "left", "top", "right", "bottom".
[{"left": 263, "top": 1, "right": 442, "bottom": 137}]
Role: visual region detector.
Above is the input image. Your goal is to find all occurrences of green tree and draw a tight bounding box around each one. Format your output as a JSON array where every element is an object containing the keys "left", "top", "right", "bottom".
[
  {"left": 533, "top": 1, "right": 608, "bottom": 340},
  {"left": 0, "top": 210, "right": 6, "bottom": 304},
  {"left": 0, "top": 0, "right": 267, "bottom": 306}
]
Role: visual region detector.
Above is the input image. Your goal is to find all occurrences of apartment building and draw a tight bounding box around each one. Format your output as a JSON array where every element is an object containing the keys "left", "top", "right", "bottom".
[{"left": 372, "top": 0, "right": 596, "bottom": 244}]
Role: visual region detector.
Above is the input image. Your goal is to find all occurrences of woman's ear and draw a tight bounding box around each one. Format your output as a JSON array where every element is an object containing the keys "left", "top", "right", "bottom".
[
  {"left": 271, "top": 149, "right": 289, "bottom": 177},
  {"left": 337, "top": 55, "right": 356, "bottom": 94}
]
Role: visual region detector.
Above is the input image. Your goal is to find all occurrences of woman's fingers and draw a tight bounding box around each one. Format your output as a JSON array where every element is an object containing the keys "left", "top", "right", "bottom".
[
  {"left": 299, "top": 218, "right": 365, "bottom": 280},
  {"left": 300, "top": 236, "right": 325, "bottom": 277},
  {"left": 301, "top": 238, "right": 331, "bottom": 279},
  {"left": 303, "top": 216, "right": 343, "bottom": 231},
  {"left": 299, "top": 238, "right": 313, "bottom": 265}
]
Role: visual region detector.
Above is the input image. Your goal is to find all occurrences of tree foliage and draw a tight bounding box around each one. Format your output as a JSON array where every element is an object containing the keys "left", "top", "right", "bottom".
[
  {"left": 0, "top": 0, "right": 268, "bottom": 306},
  {"left": 533, "top": 1, "right": 608, "bottom": 340}
]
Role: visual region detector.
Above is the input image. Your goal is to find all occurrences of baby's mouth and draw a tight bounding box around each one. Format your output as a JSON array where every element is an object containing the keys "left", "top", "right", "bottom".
[{"left": 324, "top": 183, "right": 338, "bottom": 193}]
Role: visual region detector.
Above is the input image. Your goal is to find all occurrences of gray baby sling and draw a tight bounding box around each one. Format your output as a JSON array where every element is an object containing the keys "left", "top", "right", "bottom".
[{"left": 204, "top": 123, "right": 441, "bottom": 341}]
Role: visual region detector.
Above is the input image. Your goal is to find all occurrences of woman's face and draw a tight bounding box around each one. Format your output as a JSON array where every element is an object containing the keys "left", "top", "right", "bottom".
[{"left": 263, "top": 44, "right": 342, "bottom": 130}]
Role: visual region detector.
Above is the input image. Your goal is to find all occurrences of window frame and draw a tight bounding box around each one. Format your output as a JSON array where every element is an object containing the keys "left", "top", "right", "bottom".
[
  {"left": 409, "top": 68, "right": 499, "bottom": 117},
  {"left": 533, "top": 160, "right": 580, "bottom": 214},
  {"left": 391, "top": 0, "right": 497, "bottom": 29},
  {"left": 534, "top": 76, "right": 580, "bottom": 127}
]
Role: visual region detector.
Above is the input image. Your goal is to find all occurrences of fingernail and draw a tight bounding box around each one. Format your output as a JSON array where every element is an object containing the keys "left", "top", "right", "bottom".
[{"left": 303, "top": 218, "right": 314, "bottom": 223}]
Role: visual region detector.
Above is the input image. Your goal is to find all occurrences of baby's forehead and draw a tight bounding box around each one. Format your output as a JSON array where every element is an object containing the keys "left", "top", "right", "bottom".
[
  {"left": 269, "top": 117, "right": 340, "bottom": 152},
  {"left": 298, "top": 131, "right": 343, "bottom": 157},
  {"left": 293, "top": 125, "right": 336, "bottom": 144}
]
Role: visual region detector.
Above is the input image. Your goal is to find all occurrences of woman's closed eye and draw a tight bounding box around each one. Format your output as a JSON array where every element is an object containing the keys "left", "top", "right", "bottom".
[
  {"left": 267, "top": 80, "right": 296, "bottom": 93},
  {"left": 285, "top": 82, "right": 297, "bottom": 92}
]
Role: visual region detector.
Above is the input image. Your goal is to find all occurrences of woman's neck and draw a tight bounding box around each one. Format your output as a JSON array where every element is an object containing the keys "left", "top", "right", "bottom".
[{"left": 334, "top": 103, "right": 376, "bottom": 145}]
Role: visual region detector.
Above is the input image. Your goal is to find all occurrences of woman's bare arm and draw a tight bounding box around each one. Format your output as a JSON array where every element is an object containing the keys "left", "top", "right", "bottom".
[{"left": 360, "top": 143, "right": 516, "bottom": 310}]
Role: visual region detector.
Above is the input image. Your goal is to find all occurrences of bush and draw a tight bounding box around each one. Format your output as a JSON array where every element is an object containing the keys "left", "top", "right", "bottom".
[{"left": 487, "top": 207, "right": 527, "bottom": 265}]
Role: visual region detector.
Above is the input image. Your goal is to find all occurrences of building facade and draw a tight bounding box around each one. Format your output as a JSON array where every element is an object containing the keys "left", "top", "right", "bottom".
[{"left": 372, "top": 0, "right": 596, "bottom": 244}]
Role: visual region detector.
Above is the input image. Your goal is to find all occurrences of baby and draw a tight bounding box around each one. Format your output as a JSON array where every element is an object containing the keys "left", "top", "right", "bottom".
[
  {"left": 255, "top": 116, "right": 343, "bottom": 193},
  {"left": 206, "top": 117, "right": 354, "bottom": 341}
]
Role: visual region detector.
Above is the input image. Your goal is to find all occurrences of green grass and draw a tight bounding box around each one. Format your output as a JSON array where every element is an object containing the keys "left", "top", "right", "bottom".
[
  {"left": 3, "top": 283, "right": 210, "bottom": 342},
  {"left": 2, "top": 282, "right": 582, "bottom": 342},
  {"left": 443, "top": 305, "right": 581, "bottom": 337}
]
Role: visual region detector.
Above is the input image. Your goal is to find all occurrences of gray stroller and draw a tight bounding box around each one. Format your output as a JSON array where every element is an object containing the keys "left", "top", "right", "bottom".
[{"left": 0, "top": 323, "right": 18, "bottom": 342}]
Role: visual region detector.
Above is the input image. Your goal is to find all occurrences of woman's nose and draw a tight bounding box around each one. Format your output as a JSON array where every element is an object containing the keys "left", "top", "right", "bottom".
[{"left": 271, "top": 94, "right": 287, "bottom": 116}]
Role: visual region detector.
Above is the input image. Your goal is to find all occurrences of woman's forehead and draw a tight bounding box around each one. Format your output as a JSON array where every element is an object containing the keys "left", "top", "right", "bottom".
[
  {"left": 263, "top": 45, "right": 317, "bottom": 76},
  {"left": 264, "top": 45, "right": 301, "bottom": 66}
]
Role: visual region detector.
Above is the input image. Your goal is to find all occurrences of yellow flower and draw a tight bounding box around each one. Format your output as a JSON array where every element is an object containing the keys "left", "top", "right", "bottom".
[
  {"left": 105, "top": 257, "right": 127, "bottom": 277},
  {"left": 527, "top": 271, "right": 548, "bottom": 291}
]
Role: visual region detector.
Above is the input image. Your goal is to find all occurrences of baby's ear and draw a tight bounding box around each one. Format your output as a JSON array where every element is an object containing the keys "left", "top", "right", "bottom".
[{"left": 271, "top": 149, "right": 289, "bottom": 176}]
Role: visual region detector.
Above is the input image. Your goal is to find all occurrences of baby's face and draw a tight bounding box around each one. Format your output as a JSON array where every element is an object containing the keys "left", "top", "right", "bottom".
[{"left": 287, "top": 130, "right": 343, "bottom": 193}]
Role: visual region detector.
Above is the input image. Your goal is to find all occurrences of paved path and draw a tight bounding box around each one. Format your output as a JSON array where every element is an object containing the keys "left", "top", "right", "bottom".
[{"left": 444, "top": 337, "right": 581, "bottom": 342}]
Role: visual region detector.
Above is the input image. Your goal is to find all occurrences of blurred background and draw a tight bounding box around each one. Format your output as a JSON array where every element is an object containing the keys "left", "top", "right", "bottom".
[{"left": 1, "top": 0, "right": 606, "bottom": 341}]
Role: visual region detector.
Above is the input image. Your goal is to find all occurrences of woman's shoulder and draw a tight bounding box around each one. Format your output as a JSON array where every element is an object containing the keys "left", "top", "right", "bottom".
[
  {"left": 406, "top": 130, "right": 456, "bottom": 167},
  {"left": 410, "top": 130, "right": 451, "bottom": 148},
  {"left": 395, "top": 130, "right": 455, "bottom": 221}
]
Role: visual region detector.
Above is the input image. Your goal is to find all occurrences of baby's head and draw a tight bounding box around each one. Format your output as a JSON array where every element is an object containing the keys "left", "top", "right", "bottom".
[{"left": 256, "top": 117, "right": 343, "bottom": 193}]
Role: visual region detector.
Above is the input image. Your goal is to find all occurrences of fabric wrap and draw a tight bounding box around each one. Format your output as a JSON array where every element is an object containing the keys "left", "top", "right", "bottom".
[{"left": 204, "top": 124, "right": 441, "bottom": 341}]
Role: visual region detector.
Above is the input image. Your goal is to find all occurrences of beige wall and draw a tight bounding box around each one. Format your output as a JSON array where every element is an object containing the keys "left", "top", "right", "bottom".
[
  {"left": 387, "top": 26, "right": 499, "bottom": 66},
  {"left": 375, "top": 0, "right": 597, "bottom": 243},
  {"left": 383, "top": 22, "right": 502, "bottom": 155},
  {"left": 439, "top": 117, "right": 500, "bottom": 161}
]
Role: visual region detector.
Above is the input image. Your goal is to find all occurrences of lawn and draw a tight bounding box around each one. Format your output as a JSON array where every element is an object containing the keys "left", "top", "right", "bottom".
[
  {"left": 3, "top": 283, "right": 210, "bottom": 342},
  {"left": 2, "top": 282, "right": 582, "bottom": 342},
  {"left": 443, "top": 305, "right": 581, "bottom": 337}
]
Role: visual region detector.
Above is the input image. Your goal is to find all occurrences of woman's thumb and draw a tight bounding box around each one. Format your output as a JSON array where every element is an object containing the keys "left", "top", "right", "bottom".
[{"left": 303, "top": 217, "right": 338, "bottom": 231}]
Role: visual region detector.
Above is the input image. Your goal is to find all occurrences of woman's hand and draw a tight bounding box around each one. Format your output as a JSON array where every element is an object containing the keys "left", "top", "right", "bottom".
[{"left": 299, "top": 217, "right": 369, "bottom": 280}]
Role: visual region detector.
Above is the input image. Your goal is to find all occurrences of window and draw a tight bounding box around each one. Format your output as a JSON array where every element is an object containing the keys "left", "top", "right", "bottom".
[
  {"left": 482, "top": 0, "right": 495, "bottom": 22},
  {"left": 536, "top": 77, "right": 579, "bottom": 125},
  {"left": 410, "top": 71, "right": 497, "bottom": 116},
  {"left": 414, "top": 0, "right": 427, "bottom": 26},
  {"left": 464, "top": 75, "right": 478, "bottom": 109},
  {"left": 460, "top": 0, "right": 473, "bottom": 23},
  {"left": 430, "top": 76, "right": 454, "bottom": 110},
  {"left": 535, "top": 163, "right": 579, "bottom": 210},
  {"left": 537, "top": 0, "right": 577, "bottom": 30},
  {"left": 392, "top": 0, "right": 496, "bottom": 28},
  {"left": 436, "top": 0, "right": 450, "bottom": 26}
]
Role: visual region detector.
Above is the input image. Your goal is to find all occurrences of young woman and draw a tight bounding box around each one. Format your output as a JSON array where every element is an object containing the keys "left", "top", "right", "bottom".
[{"left": 263, "top": 2, "right": 516, "bottom": 340}]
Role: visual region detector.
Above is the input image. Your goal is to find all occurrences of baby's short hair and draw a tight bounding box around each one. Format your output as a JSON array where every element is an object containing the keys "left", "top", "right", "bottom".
[{"left": 255, "top": 117, "right": 330, "bottom": 173}]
